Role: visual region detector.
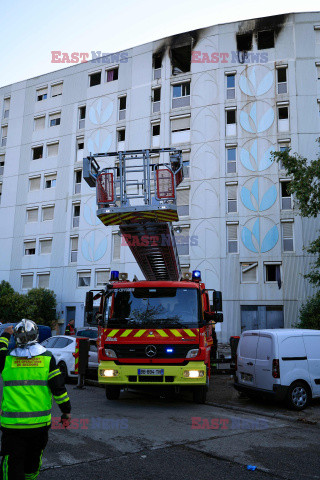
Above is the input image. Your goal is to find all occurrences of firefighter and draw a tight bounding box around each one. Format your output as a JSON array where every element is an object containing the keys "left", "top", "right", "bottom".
[
  {"left": 64, "top": 318, "right": 76, "bottom": 336},
  {"left": 0, "top": 319, "right": 71, "bottom": 479}
]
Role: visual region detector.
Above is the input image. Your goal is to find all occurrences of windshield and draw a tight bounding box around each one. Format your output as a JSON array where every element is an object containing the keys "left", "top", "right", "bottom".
[{"left": 105, "top": 287, "right": 201, "bottom": 328}]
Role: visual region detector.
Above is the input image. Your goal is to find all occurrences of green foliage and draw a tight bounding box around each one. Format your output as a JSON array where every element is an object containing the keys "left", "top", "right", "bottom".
[
  {"left": 298, "top": 292, "right": 320, "bottom": 329},
  {"left": 272, "top": 144, "right": 320, "bottom": 287},
  {"left": 0, "top": 282, "right": 56, "bottom": 327}
]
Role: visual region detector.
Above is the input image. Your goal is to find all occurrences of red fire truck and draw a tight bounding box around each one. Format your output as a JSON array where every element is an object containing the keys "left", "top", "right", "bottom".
[{"left": 83, "top": 148, "right": 223, "bottom": 403}]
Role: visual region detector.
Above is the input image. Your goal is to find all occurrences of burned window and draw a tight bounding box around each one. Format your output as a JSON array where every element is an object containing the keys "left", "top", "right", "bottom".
[
  {"left": 236, "top": 33, "right": 252, "bottom": 51},
  {"left": 258, "top": 30, "right": 274, "bottom": 49},
  {"left": 153, "top": 54, "right": 162, "bottom": 70},
  {"left": 118, "top": 129, "right": 125, "bottom": 142},
  {"left": 89, "top": 72, "right": 101, "bottom": 87},
  {"left": 171, "top": 45, "right": 191, "bottom": 75}
]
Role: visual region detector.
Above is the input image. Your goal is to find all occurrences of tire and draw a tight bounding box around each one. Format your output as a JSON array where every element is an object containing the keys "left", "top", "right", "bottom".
[
  {"left": 286, "top": 381, "right": 310, "bottom": 411},
  {"left": 58, "top": 362, "right": 69, "bottom": 383},
  {"left": 105, "top": 386, "right": 121, "bottom": 400},
  {"left": 193, "top": 386, "right": 207, "bottom": 404}
]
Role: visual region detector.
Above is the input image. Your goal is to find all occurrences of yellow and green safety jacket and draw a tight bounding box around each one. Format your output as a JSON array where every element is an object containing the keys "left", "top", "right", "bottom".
[{"left": 0, "top": 333, "right": 71, "bottom": 429}]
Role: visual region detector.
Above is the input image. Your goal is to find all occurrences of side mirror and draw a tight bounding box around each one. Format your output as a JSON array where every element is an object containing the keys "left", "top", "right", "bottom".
[
  {"left": 212, "top": 291, "right": 222, "bottom": 312},
  {"left": 85, "top": 291, "right": 94, "bottom": 313},
  {"left": 204, "top": 311, "right": 215, "bottom": 321},
  {"left": 213, "top": 312, "right": 223, "bottom": 323}
]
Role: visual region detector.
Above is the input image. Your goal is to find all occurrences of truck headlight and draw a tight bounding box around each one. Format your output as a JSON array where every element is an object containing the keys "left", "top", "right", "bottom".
[
  {"left": 99, "top": 369, "right": 119, "bottom": 377},
  {"left": 104, "top": 348, "right": 117, "bottom": 358},
  {"left": 186, "top": 349, "right": 199, "bottom": 358},
  {"left": 183, "top": 370, "right": 205, "bottom": 378}
]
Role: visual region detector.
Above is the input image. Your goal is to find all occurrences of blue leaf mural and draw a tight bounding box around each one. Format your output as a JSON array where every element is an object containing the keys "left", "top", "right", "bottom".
[
  {"left": 256, "top": 71, "right": 273, "bottom": 96},
  {"left": 241, "top": 187, "right": 257, "bottom": 211},
  {"left": 258, "top": 146, "right": 273, "bottom": 171},
  {"left": 89, "top": 99, "right": 113, "bottom": 125},
  {"left": 242, "top": 218, "right": 279, "bottom": 253},
  {"left": 242, "top": 227, "right": 258, "bottom": 253},
  {"left": 259, "top": 185, "right": 277, "bottom": 211},
  {"left": 239, "top": 66, "right": 273, "bottom": 97},
  {"left": 261, "top": 225, "right": 279, "bottom": 253},
  {"left": 81, "top": 231, "right": 108, "bottom": 262}
]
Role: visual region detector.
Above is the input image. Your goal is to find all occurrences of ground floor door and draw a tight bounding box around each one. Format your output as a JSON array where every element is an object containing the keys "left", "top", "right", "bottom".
[
  {"left": 241, "top": 306, "right": 283, "bottom": 332},
  {"left": 66, "top": 306, "right": 76, "bottom": 333}
]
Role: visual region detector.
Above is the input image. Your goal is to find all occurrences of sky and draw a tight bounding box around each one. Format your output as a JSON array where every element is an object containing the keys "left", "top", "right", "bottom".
[{"left": 0, "top": 0, "right": 319, "bottom": 87}]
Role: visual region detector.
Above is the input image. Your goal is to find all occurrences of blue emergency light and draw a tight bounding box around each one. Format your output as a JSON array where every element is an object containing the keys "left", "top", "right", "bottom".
[
  {"left": 192, "top": 270, "right": 201, "bottom": 282},
  {"left": 110, "top": 270, "right": 119, "bottom": 281},
  {"left": 166, "top": 348, "right": 173, "bottom": 353}
]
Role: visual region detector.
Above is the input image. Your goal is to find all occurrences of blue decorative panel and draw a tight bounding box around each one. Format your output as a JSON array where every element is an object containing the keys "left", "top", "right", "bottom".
[
  {"left": 240, "top": 101, "right": 274, "bottom": 134},
  {"left": 241, "top": 177, "right": 277, "bottom": 212},
  {"left": 89, "top": 98, "right": 113, "bottom": 125},
  {"left": 239, "top": 65, "right": 273, "bottom": 97},
  {"left": 241, "top": 217, "right": 279, "bottom": 253},
  {"left": 83, "top": 196, "right": 101, "bottom": 226},
  {"left": 87, "top": 129, "right": 112, "bottom": 155},
  {"left": 81, "top": 231, "right": 108, "bottom": 262},
  {"left": 240, "top": 139, "right": 275, "bottom": 172}
]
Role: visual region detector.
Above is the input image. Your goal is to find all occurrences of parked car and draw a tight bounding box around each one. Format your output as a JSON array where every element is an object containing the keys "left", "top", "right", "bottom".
[
  {"left": 234, "top": 329, "right": 320, "bottom": 410},
  {"left": 41, "top": 335, "right": 98, "bottom": 381},
  {"left": 76, "top": 327, "right": 98, "bottom": 340},
  {"left": 0, "top": 323, "right": 51, "bottom": 350}
]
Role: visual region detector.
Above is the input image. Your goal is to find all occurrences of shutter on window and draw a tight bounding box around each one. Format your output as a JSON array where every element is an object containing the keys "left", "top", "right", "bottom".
[
  {"left": 50, "top": 112, "right": 61, "bottom": 121},
  {"left": 37, "top": 87, "right": 47, "bottom": 96},
  {"left": 27, "top": 208, "right": 38, "bottom": 222},
  {"left": 113, "top": 234, "right": 121, "bottom": 259},
  {"left": 25, "top": 241, "right": 36, "bottom": 250},
  {"left": 96, "top": 271, "right": 108, "bottom": 285},
  {"left": 42, "top": 206, "right": 54, "bottom": 220},
  {"left": 34, "top": 116, "right": 45, "bottom": 130},
  {"left": 22, "top": 275, "right": 33, "bottom": 289},
  {"left": 38, "top": 274, "right": 49, "bottom": 288},
  {"left": 317, "top": 66, "right": 320, "bottom": 79},
  {"left": 47, "top": 143, "right": 59, "bottom": 156},
  {"left": 4, "top": 98, "right": 10, "bottom": 109},
  {"left": 171, "top": 116, "right": 190, "bottom": 132},
  {"left": 228, "top": 224, "right": 238, "bottom": 240},
  {"left": 71, "top": 237, "right": 78, "bottom": 251},
  {"left": 40, "top": 240, "right": 52, "bottom": 253},
  {"left": 177, "top": 189, "right": 189, "bottom": 206},
  {"left": 241, "top": 263, "right": 257, "bottom": 282},
  {"left": 29, "top": 177, "right": 41, "bottom": 191},
  {"left": 227, "top": 185, "right": 237, "bottom": 200},
  {"left": 45, "top": 174, "right": 56, "bottom": 183},
  {"left": 2, "top": 126, "right": 8, "bottom": 137},
  {"left": 282, "top": 222, "right": 293, "bottom": 238},
  {"left": 51, "top": 83, "right": 63, "bottom": 96}
]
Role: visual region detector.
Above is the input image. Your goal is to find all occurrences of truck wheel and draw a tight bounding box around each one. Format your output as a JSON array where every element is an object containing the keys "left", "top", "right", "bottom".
[
  {"left": 286, "top": 381, "right": 310, "bottom": 411},
  {"left": 193, "top": 386, "right": 207, "bottom": 404},
  {"left": 105, "top": 386, "right": 121, "bottom": 400}
]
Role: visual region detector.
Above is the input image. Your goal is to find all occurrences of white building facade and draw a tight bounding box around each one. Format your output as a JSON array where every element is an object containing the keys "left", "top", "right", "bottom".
[{"left": 0, "top": 12, "right": 320, "bottom": 341}]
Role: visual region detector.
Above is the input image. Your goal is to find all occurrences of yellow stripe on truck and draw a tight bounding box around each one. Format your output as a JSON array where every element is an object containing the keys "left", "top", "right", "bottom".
[
  {"left": 108, "top": 329, "right": 119, "bottom": 337},
  {"left": 184, "top": 329, "right": 196, "bottom": 337},
  {"left": 156, "top": 329, "right": 168, "bottom": 337},
  {"left": 170, "top": 329, "right": 182, "bottom": 337},
  {"left": 134, "top": 329, "right": 147, "bottom": 337},
  {"left": 120, "top": 330, "right": 132, "bottom": 337}
]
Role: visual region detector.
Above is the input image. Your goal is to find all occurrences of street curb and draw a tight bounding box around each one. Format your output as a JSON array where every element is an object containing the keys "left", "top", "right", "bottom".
[{"left": 85, "top": 379, "right": 104, "bottom": 388}]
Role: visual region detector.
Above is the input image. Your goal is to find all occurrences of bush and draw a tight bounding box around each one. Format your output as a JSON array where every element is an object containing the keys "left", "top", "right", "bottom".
[{"left": 298, "top": 292, "right": 320, "bottom": 329}]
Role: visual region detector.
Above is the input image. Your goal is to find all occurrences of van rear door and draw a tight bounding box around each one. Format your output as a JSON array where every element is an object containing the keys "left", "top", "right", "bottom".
[
  {"left": 303, "top": 334, "right": 320, "bottom": 397},
  {"left": 237, "top": 332, "right": 259, "bottom": 386},
  {"left": 280, "top": 335, "right": 310, "bottom": 387},
  {"left": 255, "top": 334, "right": 274, "bottom": 392}
]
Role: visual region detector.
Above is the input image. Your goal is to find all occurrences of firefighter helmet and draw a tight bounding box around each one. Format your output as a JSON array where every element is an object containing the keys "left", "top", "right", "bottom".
[{"left": 13, "top": 319, "right": 39, "bottom": 346}]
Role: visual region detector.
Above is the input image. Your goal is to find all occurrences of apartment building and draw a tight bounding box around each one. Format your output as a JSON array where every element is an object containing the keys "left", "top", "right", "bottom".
[{"left": 0, "top": 12, "right": 320, "bottom": 340}]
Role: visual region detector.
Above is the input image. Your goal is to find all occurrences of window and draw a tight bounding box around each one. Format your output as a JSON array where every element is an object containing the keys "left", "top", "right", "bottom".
[
  {"left": 29, "top": 176, "right": 41, "bottom": 191},
  {"left": 47, "top": 142, "right": 59, "bottom": 157},
  {"left": 1, "top": 125, "right": 8, "bottom": 147},
  {"left": 153, "top": 53, "right": 162, "bottom": 80},
  {"left": 113, "top": 233, "right": 121, "bottom": 260},
  {"left": 76, "top": 137, "right": 84, "bottom": 163},
  {"left": 172, "top": 82, "right": 190, "bottom": 108},
  {"left": 277, "top": 67, "right": 287, "bottom": 94},
  {"left": 51, "top": 82, "right": 63, "bottom": 97},
  {"left": 21, "top": 274, "right": 33, "bottom": 290},
  {"left": 73, "top": 203, "right": 80, "bottom": 227},
  {"left": 281, "top": 221, "right": 294, "bottom": 252},
  {"left": 89, "top": 71, "right": 101, "bottom": 87},
  {"left": 226, "top": 73, "right": 236, "bottom": 99},
  {"left": 0, "top": 182, "right": 2, "bottom": 203},
  {"left": 0, "top": 154, "right": 4, "bottom": 176},
  {"left": 95, "top": 270, "right": 108, "bottom": 287},
  {"left": 226, "top": 108, "right": 237, "bottom": 136},
  {"left": 279, "top": 143, "right": 290, "bottom": 170},
  {"left": 36, "top": 87, "right": 48, "bottom": 101},
  {"left": 177, "top": 188, "right": 189, "bottom": 216},
  {"left": 24, "top": 240, "right": 36, "bottom": 256},
  {"left": 32, "top": 145, "right": 43, "bottom": 160},
  {"left": 226, "top": 183, "right": 237, "bottom": 213},
  {"left": 49, "top": 112, "right": 61, "bottom": 127},
  {"left": 3, "top": 97, "right": 10, "bottom": 119},
  {"left": 182, "top": 150, "right": 190, "bottom": 178},
  {"left": 171, "top": 44, "right": 191, "bottom": 75},
  {"left": 226, "top": 147, "right": 237, "bottom": 173},
  {"left": 280, "top": 180, "right": 292, "bottom": 209},
  {"left": 70, "top": 236, "right": 78, "bottom": 262},
  {"left": 40, "top": 238, "right": 52, "bottom": 254},
  {"left": 152, "top": 123, "right": 160, "bottom": 147},
  {"left": 236, "top": 33, "right": 252, "bottom": 51},
  {"left": 152, "top": 87, "right": 161, "bottom": 113},
  {"left": 42, "top": 205, "right": 54, "bottom": 221},
  {"left": 277, "top": 104, "right": 289, "bottom": 132},
  {"left": 241, "top": 262, "right": 258, "bottom": 283},
  {"left": 171, "top": 116, "right": 190, "bottom": 144},
  {"left": 27, "top": 207, "right": 38, "bottom": 223},
  {"left": 119, "top": 96, "right": 126, "bottom": 120},
  {"left": 78, "top": 271, "right": 91, "bottom": 287},
  {"left": 177, "top": 228, "right": 189, "bottom": 256},
  {"left": 117, "top": 129, "right": 125, "bottom": 143},
  {"left": 227, "top": 223, "right": 238, "bottom": 253},
  {"left": 258, "top": 30, "right": 274, "bottom": 49},
  {"left": 37, "top": 273, "right": 50, "bottom": 288},
  {"left": 44, "top": 173, "right": 57, "bottom": 189},
  {"left": 78, "top": 106, "right": 86, "bottom": 129},
  {"left": 317, "top": 64, "right": 320, "bottom": 80},
  {"left": 54, "top": 337, "right": 73, "bottom": 348},
  {"left": 74, "top": 170, "right": 82, "bottom": 194},
  {"left": 34, "top": 115, "right": 46, "bottom": 131},
  {"left": 106, "top": 67, "right": 118, "bottom": 82},
  {"left": 265, "top": 263, "right": 281, "bottom": 283}
]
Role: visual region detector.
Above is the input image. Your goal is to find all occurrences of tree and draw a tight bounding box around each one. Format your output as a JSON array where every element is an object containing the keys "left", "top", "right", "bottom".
[
  {"left": 26, "top": 288, "right": 57, "bottom": 328},
  {"left": 272, "top": 145, "right": 320, "bottom": 287},
  {"left": 299, "top": 292, "right": 320, "bottom": 329}
]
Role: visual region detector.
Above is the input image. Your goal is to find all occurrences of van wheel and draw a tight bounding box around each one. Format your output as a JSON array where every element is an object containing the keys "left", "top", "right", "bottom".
[
  {"left": 287, "top": 382, "right": 310, "bottom": 410},
  {"left": 193, "top": 386, "right": 207, "bottom": 404},
  {"left": 58, "top": 362, "right": 69, "bottom": 383},
  {"left": 105, "top": 386, "right": 121, "bottom": 400}
]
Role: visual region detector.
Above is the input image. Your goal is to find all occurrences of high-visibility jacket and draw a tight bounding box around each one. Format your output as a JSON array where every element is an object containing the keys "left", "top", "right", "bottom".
[{"left": 0, "top": 334, "right": 71, "bottom": 429}]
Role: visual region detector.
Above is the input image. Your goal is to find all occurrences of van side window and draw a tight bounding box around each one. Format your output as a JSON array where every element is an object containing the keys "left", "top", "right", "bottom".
[
  {"left": 256, "top": 336, "right": 272, "bottom": 360},
  {"left": 281, "top": 336, "right": 306, "bottom": 358},
  {"left": 303, "top": 336, "right": 320, "bottom": 359},
  {"left": 239, "top": 335, "right": 259, "bottom": 358}
]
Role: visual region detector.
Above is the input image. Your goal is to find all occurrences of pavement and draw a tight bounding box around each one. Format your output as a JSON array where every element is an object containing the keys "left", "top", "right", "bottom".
[{"left": 35, "top": 378, "right": 320, "bottom": 480}]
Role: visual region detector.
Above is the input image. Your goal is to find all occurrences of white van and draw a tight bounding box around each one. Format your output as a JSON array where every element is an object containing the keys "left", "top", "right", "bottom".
[{"left": 234, "top": 329, "right": 320, "bottom": 410}]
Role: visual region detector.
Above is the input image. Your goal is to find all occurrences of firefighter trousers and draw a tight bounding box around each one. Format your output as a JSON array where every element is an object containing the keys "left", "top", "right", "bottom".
[{"left": 0, "top": 426, "right": 49, "bottom": 480}]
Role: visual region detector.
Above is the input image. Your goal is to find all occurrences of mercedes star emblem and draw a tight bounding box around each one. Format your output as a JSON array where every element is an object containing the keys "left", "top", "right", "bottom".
[{"left": 145, "top": 345, "right": 157, "bottom": 357}]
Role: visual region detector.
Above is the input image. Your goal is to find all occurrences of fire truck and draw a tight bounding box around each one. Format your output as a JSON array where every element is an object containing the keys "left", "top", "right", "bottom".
[{"left": 83, "top": 148, "right": 223, "bottom": 403}]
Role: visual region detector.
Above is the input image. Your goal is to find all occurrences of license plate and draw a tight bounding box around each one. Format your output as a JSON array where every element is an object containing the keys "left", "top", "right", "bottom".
[
  {"left": 138, "top": 369, "right": 164, "bottom": 376},
  {"left": 241, "top": 373, "right": 253, "bottom": 382}
]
